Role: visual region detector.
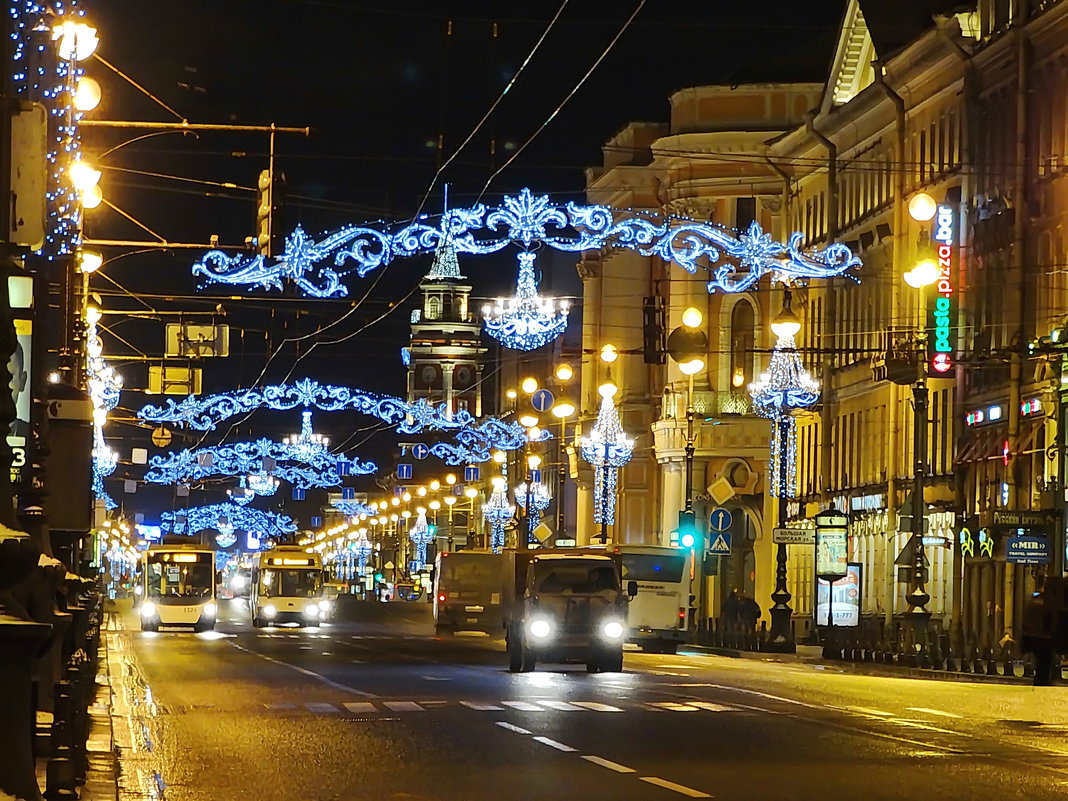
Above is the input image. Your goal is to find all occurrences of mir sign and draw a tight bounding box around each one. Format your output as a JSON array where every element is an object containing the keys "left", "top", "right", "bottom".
[{"left": 928, "top": 204, "right": 956, "bottom": 375}]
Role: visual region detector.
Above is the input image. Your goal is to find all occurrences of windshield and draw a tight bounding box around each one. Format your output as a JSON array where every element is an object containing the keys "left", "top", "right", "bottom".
[
  {"left": 621, "top": 553, "right": 686, "bottom": 583},
  {"left": 145, "top": 554, "right": 213, "bottom": 600},
  {"left": 440, "top": 556, "right": 500, "bottom": 590},
  {"left": 533, "top": 561, "right": 619, "bottom": 595},
  {"left": 261, "top": 568, "right": 322, "bottom": 598}
]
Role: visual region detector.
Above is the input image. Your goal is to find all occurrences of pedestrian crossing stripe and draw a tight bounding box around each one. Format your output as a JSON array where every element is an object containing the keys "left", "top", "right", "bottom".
[
  {"left": 708, "top": 533, "right": 731, "bottom": 555},
  {"left": 264, "top": 700, "right": 746, "bottom": 715}
]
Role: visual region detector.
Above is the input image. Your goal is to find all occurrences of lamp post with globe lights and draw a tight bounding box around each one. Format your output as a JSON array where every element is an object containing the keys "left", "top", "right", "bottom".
[{"left": 666, "top": 308, "right": 709, "bottom": 515}]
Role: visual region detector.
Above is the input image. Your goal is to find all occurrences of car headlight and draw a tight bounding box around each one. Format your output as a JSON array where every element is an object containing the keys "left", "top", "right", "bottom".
[
  {"left": 263, "top": 605, "right": 276, "bottom": 618},
  {"left": 601, "top": 620, "right": 625, "bottom": 640},
  {"left": 140, "top": 601, "right": 156, "bottom": 618},
  {"left": 528, "top": 618, "right": 552, "bottom": 639},
  {"left": 305, "top": 603, "right": 320, "bottom": 617},
  {"left": 232, "top": 576, "right": 246, "bottom": 590},
  {"left": 203, "top": 602, "right": 217, "bottom": 617}
]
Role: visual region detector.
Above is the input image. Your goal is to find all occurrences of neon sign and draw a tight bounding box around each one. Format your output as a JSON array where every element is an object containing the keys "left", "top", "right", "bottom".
[{"left": 928, "top": 204, "right": 956, "bottom": 374}]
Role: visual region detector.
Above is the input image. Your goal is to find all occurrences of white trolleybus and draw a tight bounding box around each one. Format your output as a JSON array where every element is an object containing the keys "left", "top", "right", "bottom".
[
  {"left": 611, "top": 544, "right": 693, "bottom": 653},
  {"left": 139, "top": 543, "right": 218, "bottom": 632},
  {"left": 250, "top": 546, "right": 326, "bottom": 628}
]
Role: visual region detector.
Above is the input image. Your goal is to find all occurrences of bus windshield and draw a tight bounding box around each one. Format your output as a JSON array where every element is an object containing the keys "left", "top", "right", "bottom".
[
  {"left": 533, "top": 561, "right": 618, "bottom": 595},
  {"left": 261, "top": 568, "right": 322, "bottom": 598},
  {"left": 621, "top": 553, "right": 685, "bottom": 583},
  {"left": 145, "top": 554, "right": 213, "bottom": 600}
]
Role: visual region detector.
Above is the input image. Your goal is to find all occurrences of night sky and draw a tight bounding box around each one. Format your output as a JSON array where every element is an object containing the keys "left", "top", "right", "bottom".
[{"left": 85, "top": 0, "right": 846, "bottom": 523}]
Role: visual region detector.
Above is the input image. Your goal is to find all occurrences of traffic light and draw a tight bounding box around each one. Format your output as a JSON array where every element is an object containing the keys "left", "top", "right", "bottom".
[
  {"left": 676, "top": 511, "right": 701, "bottom": 551},
  {"left": 427, "top": 524, "right": 437, "bottom": 537},
  {"left": 255, "top": 168, "right": 286, "bottom": 258},
  {"left": 373, "top": 572, "right": 384, "bottom": 582}
]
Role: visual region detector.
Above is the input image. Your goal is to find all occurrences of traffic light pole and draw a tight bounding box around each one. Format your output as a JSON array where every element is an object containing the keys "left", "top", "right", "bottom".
[
  {"left": 906, "top": 341, "right": 932, "bottom": 662},
  {"left": 684, "top": 372, "right": 695, "bottom": 512},
  {"left": 766, "top": 416, "right": 796, "bottom": 652}
]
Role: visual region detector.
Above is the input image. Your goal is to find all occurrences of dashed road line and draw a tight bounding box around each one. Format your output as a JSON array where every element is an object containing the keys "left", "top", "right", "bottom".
[
  {"left": 460, "top": 701, "right": 504, "bottom": 711},
  {"left": 640, "top": 776, "right": 712, "bottom": 798},
  {"left": 383, "top": 701, "right": 423, "bottom": 712},
  {"left": 571, "top": 701, "right": 623, "bottom": 712},
  {"left": 533, "top": 736, "right": 577, "bottom": 752},
  {"left": 495, "top": 721, "right": 531, "bottom": 734},
  {"left": 229, "top": 641, "right": 380, "bottom": 698},
  {"left": 342, "top": 702, "right": 377, "bottom": 715},
  {"left": 538, "top": 700, "right": 582, "bottom": 711},
  {"left": 502, "top": 701, "right": 544, "bottom": 711},
  {"left": 305, "top": 702, "right": 340, "bottom": 713},
  {"left": 907, "top": 707, "right": 963, "bottom": 719},
  {"left": 582, "top": 755, "right": 635, "bottom": 773}
]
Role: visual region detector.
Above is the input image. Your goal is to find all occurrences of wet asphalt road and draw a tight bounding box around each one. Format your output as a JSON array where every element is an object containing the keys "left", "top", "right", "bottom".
[{"left": 108, "top": 599, "right": 1068, "bottom": 801}]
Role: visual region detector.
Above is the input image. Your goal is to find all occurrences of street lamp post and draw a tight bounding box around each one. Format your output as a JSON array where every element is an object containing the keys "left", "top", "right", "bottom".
[
  {"left": 550, "top": 398, "right": 575, "bottom": 542},
  {"left": 666, "top": 308, "right": 708, "bottom": 515}
]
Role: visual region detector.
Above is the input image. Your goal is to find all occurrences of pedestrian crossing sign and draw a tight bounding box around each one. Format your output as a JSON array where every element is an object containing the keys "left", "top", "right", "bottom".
[{"left": 708, "top": 532, "right": 731, "bottom": 555}]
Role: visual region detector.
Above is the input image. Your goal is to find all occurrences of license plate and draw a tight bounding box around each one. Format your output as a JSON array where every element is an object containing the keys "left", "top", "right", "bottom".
[
  {"left": 465, "top": 605, "right": 484, "bottom": 613},
  {"left": 467, "top": 618, "right": 479, "bottom": 623}
]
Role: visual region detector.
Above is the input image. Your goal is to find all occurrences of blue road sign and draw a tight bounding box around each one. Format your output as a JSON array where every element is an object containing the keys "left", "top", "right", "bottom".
[
  {"left": 412, "top": 443, "right": 430, "bottom": 460},
  {"left": 464, "top": 465, "right": 480, "bottom": 482},
  {"left": 709, "top": 508, "right": 733, "bottom": 532},
  {"left": 708, "top": 531, "right": 732, "bottom": 555},
  {"left": 1006, "top": 535, "right": 1051, "bottom": 565},
  {"left": 396, "top": 463, "right": 413, "bottom": 480},
  {"left": 531, "top": 388, "right": 555, "bottom": 413}
]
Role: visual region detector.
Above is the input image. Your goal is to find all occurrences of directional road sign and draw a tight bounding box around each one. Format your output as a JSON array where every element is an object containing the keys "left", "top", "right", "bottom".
[
  {"left": 709, "top": 508, "right": 733, "bottom": 532},
  {"left": 531, "top": 388, "right": 555, "bottom": 413},
  {"left": 412, "top": 443, "right": 430, "bottom": 460},
  {"left": 396, "top": 463, "right": 413, "bottom": 480},
  {"left": 708, "top": 531, "right": 732, "bottom": 555},
  {"left": 773, "top": 528, "right": 815, "bottom": 545},
  {"left": 464, "top": 465, "right": 480, "bottom": 482}
]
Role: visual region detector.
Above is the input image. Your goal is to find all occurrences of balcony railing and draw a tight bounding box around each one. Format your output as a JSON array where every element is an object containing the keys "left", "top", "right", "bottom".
[{"left": 661, "top": 390, "right": 754, "bottom": 419}]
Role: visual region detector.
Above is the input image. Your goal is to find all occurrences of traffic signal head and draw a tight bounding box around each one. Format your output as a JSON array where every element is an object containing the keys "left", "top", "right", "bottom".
[
  {"left": 427, "top": 524, "right": 437, "bottom": 536},
  {"left": 255, "top": 168, "right": 286, "bottom": 258},
  {"left": 676, "top": 511, "right": 700, "bottom": 550}
]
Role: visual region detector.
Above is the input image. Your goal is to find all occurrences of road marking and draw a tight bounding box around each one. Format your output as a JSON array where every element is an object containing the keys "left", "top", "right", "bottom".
[
  {"left": 265, "top": 703, "right": 297, "bottom": 710},
  {"left": 502, "top": 701, "right": 544, "bottom": 711},
  {"left": 844, "top": 706, "right": 894, "bottom": 717},
  {"left": 907, "top": 707, "right": 963, "bottom": 719},
  {"left": 887, "top": 719, "right": 959, "bottom": 735},
  {"left": 689, "top": 702, "right": 738, "bottom": 712},
  {"left": 305, "top": 702, "right": 339, "bottom": 713},
  {"left": 538, "top": 700, "right": 582, "bottom": 711},
  {"left": 640, "top": 776, "right": 712, "bottom": 798},
  {"left": 649, "top": 702, "right": 699, "bottom": 712},
  {"left": 571, "top": 701, "right": 623, "bottom": 712},
  {"left": 532, "top": 736, "right": 577, "bottom": 752},
  {"left": 383, "top": 701, "right": 423, "bottom": 712},
  {"left": 342, "top": 702, "right": 377, "bottom": 715},
  {"left": 419, "top": 675, "right": 452, "bottom": 681},
  {"left": 495, "top": 721, "right": 531, "bottom": 734},
  {"left": 582, "top": 755, "right": 635, "bottom": 773},
  {"left": 229, "top": 642, "right": 379, "bottom": 698},
  {"left": 460, "top": 701, "right": 504, "bottom": 711}
]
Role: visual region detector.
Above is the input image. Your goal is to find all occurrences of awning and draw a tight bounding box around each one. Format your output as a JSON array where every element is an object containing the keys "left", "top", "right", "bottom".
[{"left": 955, "top": 420, "right": 1043, "bottom": 464}]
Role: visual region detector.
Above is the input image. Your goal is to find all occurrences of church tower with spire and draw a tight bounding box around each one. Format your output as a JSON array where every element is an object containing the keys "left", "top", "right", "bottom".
[{"left": 405, "top": 239, "right": 485, "bottom": 418}]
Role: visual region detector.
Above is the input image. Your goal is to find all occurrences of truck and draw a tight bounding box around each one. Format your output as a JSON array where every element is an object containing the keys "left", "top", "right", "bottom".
[
  {"left": 433, "top": 550, "right": 504, "bottom": 635},
  {"left": 501, "top": 549, "right": 635, "bottom": 673}
]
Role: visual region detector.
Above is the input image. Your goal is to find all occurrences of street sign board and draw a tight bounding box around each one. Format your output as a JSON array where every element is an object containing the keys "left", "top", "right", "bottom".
[
  {"left": 412, "top": 443, "right": 430, "bottom": 460},
  {"left": 708, "top": 532, "right": 732, "bottom": 555},
  {"left": 151, "top": 426, "right": 172, "bottom": 448},
  {"left": 464, "top": 465, "right": 480, "bottom": 482},
  {"left": 815, "top": 507, "right": 849, "bottom": 580},
  {"left": 709, "top": 508, "right": 733, "bottom": 532},
  {"left": 397, "top": 463, "right": 413, "bottom": 480},
  {"left": 1006, "top": 535, "right": 1051, "bottom": 565},
  {"left": 531, "top": 388, "right": 555, "bottom": 413},
  {"left": 991, "top": 510, "right": 1056, "bottom": 528},
  {"left": 773, "top": 528, "right": 815, "bottom": 545}
]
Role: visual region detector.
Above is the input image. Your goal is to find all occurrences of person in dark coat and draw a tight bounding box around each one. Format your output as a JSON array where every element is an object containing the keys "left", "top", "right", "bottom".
[
  {"left": 722, "top": 588, "right": 742, "bottom": 631},
  {"left": 739, "top": 594, "right": 761, "bottom": 632}
]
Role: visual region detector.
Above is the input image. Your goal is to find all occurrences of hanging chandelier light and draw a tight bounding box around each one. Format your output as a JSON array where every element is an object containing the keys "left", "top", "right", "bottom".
[
  {"left": 515, "top": 477, "right": 551, "bottom": 540},
  {"left": 482, "top": 476, "right": 515, "bottom": 553},
  {"left": 247, "top": 471, "right": 281, "bottom": 496},
  {"left": 283, "top": 410, "right": 330, "bottom": 458},
  {"left": 227, "top": 475, "right": 256, "bottom": 506},
  {"left": 408, "top": 510, "right": 435, "bottom": 572},
  {"left": 482, "top": 251, "right": 569, "bottom": 351},
  {"left": 580, "top": 383, "right": 634, "bottom": 527}
]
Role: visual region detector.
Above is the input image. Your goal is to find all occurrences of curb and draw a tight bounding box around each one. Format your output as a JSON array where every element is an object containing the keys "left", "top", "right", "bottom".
[{"left": 80, "top": 616, "right": 118, "bottom": 801}]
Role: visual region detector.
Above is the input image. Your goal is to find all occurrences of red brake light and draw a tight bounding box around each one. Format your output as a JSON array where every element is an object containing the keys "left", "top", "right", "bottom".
[
  {"left": 438, "top": 593, "right": 446, "bottom": 602},
  {"left": 679, "top": 609, "right": 686, "bottom": 618}
]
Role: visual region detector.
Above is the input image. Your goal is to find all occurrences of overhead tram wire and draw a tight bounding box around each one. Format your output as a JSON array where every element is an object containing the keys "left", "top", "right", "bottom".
[{"left": 478, "top": 0, "right": 647, "bottom": 201}]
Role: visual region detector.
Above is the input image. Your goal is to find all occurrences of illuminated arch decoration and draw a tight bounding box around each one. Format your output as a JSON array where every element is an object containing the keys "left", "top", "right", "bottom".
[
  {"left": 161, "top": 503, "right": 297, "bottom": 539},
  {"left": 332, "top": 499, "right": 377, "bottom": 518},
  {"left": 192, "top": 188, "right": 861, "bottom": 299}
]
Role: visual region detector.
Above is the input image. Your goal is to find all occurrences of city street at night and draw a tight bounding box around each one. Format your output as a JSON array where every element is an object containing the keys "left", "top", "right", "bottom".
[{"left": 105, "top": 601, "right": 1068, "bottom": 801}]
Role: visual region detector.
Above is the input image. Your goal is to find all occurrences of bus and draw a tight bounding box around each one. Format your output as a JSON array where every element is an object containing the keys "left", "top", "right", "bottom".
[
  {"left": 250, "top": 546, "right": 325, "bottom": 628},
  {"left": 139, "top": 543, "right": 217, "bottom": 632},
  {"left": 612, "top": 544, "right": 692, "bottom": 653},
  {"left": 433, "top": 550, "right": 504, "bottom": 635}
]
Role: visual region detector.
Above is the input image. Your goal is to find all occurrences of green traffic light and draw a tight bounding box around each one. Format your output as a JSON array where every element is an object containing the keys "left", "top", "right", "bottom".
[{"left": 680, "top": 532, "right": 696, "bottom": 548}]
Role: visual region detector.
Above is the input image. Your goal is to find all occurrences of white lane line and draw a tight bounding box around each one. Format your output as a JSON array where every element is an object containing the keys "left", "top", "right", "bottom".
[
  {"left": 383, "top": 701, "right": 423, "bottom": 712},
  {"left": 690, "top": 702, "right": 739, "bottom": 712},
  {"left": 582, "top": 755, "right": 636, "bottom": 773},
  {"left": 844, "top": 706, "right": 894, "bottom": 717},
  {"left": 532, "top": 736, "right": 577, "bottom": 752},
  {"left": 502, "top": 701, "right": 545, "bottom": 711},
  {"left": 571, "top": 701, "right": 623, "bottom": 712},
  {"left": 907, "top": 707, "right": 963, "bottom": 720},
  {"left": 228, "top": 642, "right": 380, "bottom": 698},
  {"left": 495, "top": 721, "right": 531, "bottom": 735},
  {"left": 887, "top": 720, "right": 959, "bottom": 735},
  {"left": 342, "top": 702, "right": 377, "bottom": 715},
  {"left": 649, "top": 702, "right": 699, "bottom": 712},
  {"left": 305, "top": 702, "right": 339, "bottom": 713},
  {"left": 460, "top": 701, "right": 504, "bottom": 711},
  {"left": 265, "top": 703, "right": 297, "bottom": 710},
  {"left": 539, "top": 700, "right": 582, "bottom": 711},
  {"left": 420, "top": 675, "right": 452, "bottom": 681},
  {"left": 640, "top": 776, "right": 711, "bottom": 798}
]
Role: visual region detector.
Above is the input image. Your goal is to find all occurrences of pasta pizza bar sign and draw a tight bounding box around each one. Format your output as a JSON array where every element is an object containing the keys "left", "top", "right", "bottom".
[{"left": 928, "top": 204, "right": 956, "bottom": 375}]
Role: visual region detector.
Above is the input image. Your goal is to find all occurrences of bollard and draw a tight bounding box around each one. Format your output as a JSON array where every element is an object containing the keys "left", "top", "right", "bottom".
[{"left": 66, "top": 656, "right": 88, "bottom": 783}]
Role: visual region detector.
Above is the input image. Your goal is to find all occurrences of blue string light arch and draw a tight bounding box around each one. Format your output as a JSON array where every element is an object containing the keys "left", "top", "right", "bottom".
[{"left": 161, "top": 503, "right": 298, "bottom": 539}]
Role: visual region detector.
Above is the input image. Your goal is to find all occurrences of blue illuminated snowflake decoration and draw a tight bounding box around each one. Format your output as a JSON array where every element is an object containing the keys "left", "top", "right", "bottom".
[
  {"left": 332, "top": 499, "right": 377, "bottom": 517},
  {"left": 482, "top": 252, "right": 569, "bottom": 351},
  {"left": 482, "top": 480, "right": 515, "bottom": 553},
  {"left": 161, "top": 503, "right": 297, "bottom": 539},
  {"left": 580, "top": 389, "right": 634, "bottom": 527},
  {"left": 191, "top": 188, "right": 861, "bottom": 298}
]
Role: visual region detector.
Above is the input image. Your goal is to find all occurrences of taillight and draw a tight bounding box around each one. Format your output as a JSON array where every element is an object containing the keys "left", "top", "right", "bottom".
[
  {"left": 438, "top": 593, "right": 446, "bottom": 603},
  {"left": 678, "top": 608, "right": 686, "bottom": 627}
]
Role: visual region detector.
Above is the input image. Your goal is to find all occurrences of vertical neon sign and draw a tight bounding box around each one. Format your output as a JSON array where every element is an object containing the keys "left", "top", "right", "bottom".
[{"left": 928, "top": 203, "right": 955, "bottom": 374}]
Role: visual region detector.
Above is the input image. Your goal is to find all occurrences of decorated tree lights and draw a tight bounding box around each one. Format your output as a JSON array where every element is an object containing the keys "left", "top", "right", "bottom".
[
  {"left": 514, "top": 472, "right": 551, "bottom": 544},
  {"left": 747, "top": 288, "right": 819, "bottom": 651},
  {"left": 482, "top": 476, "right": 514, "bottom": 553},
  {"left": 408, "top": 509, "right": 434, "bottom": 573},
  {"left": 482, "top": 251, "right": 569, "bottom": 351},
  {"left": 580, "top": 383, "right": 634, "bottom": 543}
]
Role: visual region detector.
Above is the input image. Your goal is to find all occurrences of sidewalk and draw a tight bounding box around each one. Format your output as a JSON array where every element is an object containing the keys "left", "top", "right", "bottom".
[{"left": 682, "top": 642, "right": 1053, "bottom": 685}]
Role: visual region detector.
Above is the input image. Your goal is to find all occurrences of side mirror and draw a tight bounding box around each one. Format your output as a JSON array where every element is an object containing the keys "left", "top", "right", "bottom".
[{"left": 627, "top": 580, "right": 639, "bottom": 598}]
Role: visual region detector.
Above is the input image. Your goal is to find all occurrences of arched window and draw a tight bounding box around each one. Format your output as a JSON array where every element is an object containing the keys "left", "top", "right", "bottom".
[
  {"left": 730, "top": 300, "right": 755, "bottom": 392},
  {"left": 426, "top": 296, "right": 441, "bottom": 320}
]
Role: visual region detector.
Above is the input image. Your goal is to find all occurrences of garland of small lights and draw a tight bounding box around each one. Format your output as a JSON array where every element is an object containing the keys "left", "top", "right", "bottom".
[
  {"left": 86, "top": 309, "right": 121, "bottom": 510},
  {"left": 192, "top": 187, "right": 861, "bottom": 299},
  {"left": 580, "top": 387, "right": 634, "bottom": 526},
  {"left": 331, "top": 499, "right": 377, "bottom": 518},
  {"left": 481, "top": 479, "right": 515, "bottom": 553},
  {"left": 482, "top": 251, "right": 569, "bottom": 351},
  {"left": 161, "top": 502, "right": 297, "bottom": 540},
  {"left": 408, "top": 510, "right": 434, "bottom": 572},
  {"left": 514, "top": 477, "right": 551, "bottom": 541}
]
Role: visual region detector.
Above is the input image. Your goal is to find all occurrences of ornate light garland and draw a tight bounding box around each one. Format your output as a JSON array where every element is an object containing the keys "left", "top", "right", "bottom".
[
  {"left": 332, "top": 499, "right": 377, "bottom": 518},
  {"left": 408, "top": 510, "right": 435, "bottom": 572},
  {"left": 192, "top": 187, "right": 861, "bottom": 298},
  {"left": 482, "top": 251, "right": 569, "bottom": 351},
  {"left": 580, "top": 386, "right": 634, "bottom": 527},
  {"left": 482, "top": 478, "right": 515, "bottom": 553},
  {"left": 161, "top": 502, "right": 297, "bottom": 540},
  {"left": 86, "top": 308, "right": 121, "bottom": 510},
  {"left": 514, "top": 477, "right": 551, "bottom": 541}
]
